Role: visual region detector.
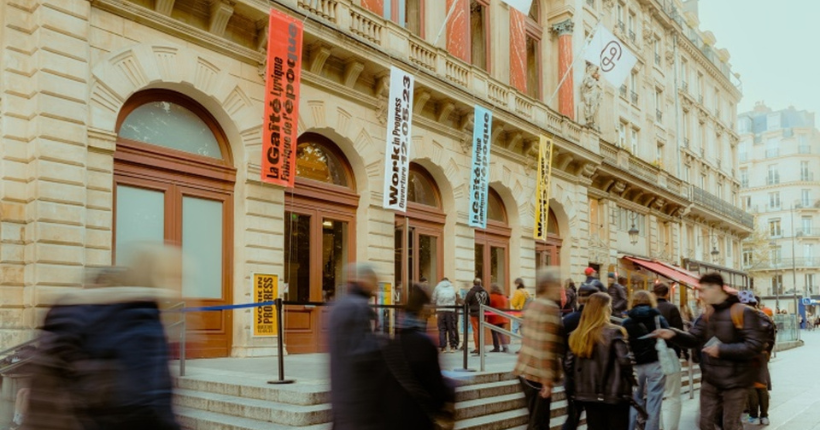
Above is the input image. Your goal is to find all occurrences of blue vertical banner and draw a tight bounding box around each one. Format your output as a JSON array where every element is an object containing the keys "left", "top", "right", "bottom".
[{"left": 468, "top": 105, "right": 493, "bottom": 228}]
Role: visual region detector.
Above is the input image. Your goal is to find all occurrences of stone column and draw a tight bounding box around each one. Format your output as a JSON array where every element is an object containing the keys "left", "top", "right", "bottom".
[
  {"left": 509, "top": 8, "right": 527, "bottom": 93},
  {"left": 552, "top": 19, "right": 575, "bottom": 119},
  {"left": 445, "top": 0, "right": 470, "bottom": 63}
]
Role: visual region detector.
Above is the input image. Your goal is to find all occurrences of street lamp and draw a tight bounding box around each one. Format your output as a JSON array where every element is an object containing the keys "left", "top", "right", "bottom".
[
  {"left": 629, "top": 223, "right": 640, "bottom": 245},
  {"left": 710, "top": 245, "right": 720, "bottom": 263},
  {"left": 769, "top": 240, "right": 780, "bottom": 312}
]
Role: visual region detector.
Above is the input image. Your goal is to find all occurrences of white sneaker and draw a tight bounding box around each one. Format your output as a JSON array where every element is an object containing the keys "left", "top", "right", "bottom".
[{"left": 760, "top": 417, "right": 770, "bottom": 426}]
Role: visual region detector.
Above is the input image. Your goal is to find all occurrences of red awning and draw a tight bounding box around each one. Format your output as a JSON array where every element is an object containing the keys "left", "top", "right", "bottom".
[{"left": 625, "top": 257, "right": 701, "bottom": 289}]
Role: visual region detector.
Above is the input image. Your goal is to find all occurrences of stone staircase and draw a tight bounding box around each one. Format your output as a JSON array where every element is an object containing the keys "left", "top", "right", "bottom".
[{"left": 173, "top": 362, "right": 701, "bottom": 430}]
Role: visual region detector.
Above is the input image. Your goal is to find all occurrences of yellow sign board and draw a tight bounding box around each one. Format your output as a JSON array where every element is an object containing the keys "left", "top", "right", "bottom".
[
  {"left": 253, "top": 273, "right": 278, "bottom": 337},
  {"left": 534, "top": 135, "right": 554, "bottom": 240}
]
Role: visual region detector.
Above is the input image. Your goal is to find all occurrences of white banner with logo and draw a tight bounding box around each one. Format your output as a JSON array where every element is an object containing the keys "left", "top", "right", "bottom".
[
  {"left": 583, "top": 24, "right": 638, "bottom": 87},
  {"left": 382, "top": 66, "right": 415, "bottom": 211},
  {"left": 468, "top": 105, "right": 493, "bottom": 228}
]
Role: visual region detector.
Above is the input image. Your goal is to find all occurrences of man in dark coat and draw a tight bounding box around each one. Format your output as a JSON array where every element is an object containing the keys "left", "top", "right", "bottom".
[
  {"left": 581, "top": 267, "right": 606, "bottom": 293},
  {"left": 329, "top": 263, "right": 385, "bottom": 430},
  {"left": 653, "top": 283, "right": 684, "bottom": 430},
  {"left": 655, "top": 273, "right": 765, "bottom": 430},
  {"left": 464, "top": 279, "right": 489, "bottom": 354},
  {"left": 606, "top": 273, "right": 628, "bottom": 317}
]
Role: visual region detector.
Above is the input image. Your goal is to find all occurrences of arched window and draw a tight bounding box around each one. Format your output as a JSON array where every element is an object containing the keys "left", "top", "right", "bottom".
[
  {"left": 525, "top": 1, "right": 543, "bottom": 99},
  {"left": 395, "top": 163, "right": 444, "bottom": 302},
  {"left": 114, "top": 90, "right": 235, "bottom": 358},
  {"left": 536, "top": 206, "right": 563, "bottom": 268},
  {"left": 476, "top": 187, "right": 510, "bottom": 292},
  {"left": 284, "top": 133, "right": 358, "bottom": 354}
]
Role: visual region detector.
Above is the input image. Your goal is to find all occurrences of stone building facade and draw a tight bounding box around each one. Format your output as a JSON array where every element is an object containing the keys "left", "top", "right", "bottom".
[{"left": 0, "top": 0, "right": 749, "bottom": 356}]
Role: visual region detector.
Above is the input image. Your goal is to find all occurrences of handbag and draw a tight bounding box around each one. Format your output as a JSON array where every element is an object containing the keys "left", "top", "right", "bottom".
[
  {"left": 382, "top": 337, "right": 455, "bottom": 430},
  {"left": 655, "top": 316, "right": 682, "bottom": 376}
]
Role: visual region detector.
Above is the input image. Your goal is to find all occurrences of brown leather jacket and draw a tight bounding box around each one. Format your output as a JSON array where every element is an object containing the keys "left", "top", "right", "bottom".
[{"left": 565, "top": 325, "right": 634, "bottom": 405}]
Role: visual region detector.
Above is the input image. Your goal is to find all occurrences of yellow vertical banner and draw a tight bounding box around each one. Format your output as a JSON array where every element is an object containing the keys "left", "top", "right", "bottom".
[
  {"left": 253, "top": 273, "right": 278, "bottom": 337},
  {"left": 534, "top": 136, "right": 554, "bottom": 240}
]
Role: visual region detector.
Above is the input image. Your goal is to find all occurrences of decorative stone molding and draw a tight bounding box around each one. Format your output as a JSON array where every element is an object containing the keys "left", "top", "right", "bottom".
[
  {"left": 309, "top": 43, "right": 332, "bottom": 75},
  {"left": 580, "top": 162, "right": 598, "bottom": 178},
  {"left": 437, "top": 100, "right": 456, "bottom": 123},
  {"left": 155, "top": 0, "right": 176, "bottom": 16},
  {"left": 551, "top": 19, "right": 575, "bottom": 36},
  {"left": 209, "top": 0, "right": 235, "bottom": 37},
  {"left": 507, "top": 131, "right": 524, "bottom": 151},
  {"left": 603, "top": 0, "right": 615, "bottom": 10},
  {"left": 414, "top": 90, "right": 432, "bottom": 115},
  {"left": 343, "top": 60, "right": 364, "bottom": 88},
  {"left": 611, "top": 180, "right": 627, "bottom": 195}
]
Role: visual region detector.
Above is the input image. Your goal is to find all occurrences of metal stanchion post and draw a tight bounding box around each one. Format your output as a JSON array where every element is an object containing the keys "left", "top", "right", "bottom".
[
  {"left": 454, "top": 302, "right": 475, "bottom": 372},
  {"left": 479, "top": 305, "right": 485, "bottom": 372},
  {"left": 269, "top": 298, "right": 295, "bottom": 385},
  {"left": 180, "top": 310, "right": 186, "bottom": 377},
  {"left": 688, "top": 354, "right": 694, "bottom": 400}
]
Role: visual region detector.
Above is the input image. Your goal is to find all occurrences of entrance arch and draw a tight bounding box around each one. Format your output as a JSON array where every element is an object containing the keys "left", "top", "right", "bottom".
[
  {"left": 113, "top": 89, "right": 236, "bottom": 358},
  {"left": 475, "top": 188, "right": 512, "bottom": 293},
  {"left": 536, "top": 207, "right": 563, "bottom": 269},
  {"left": 284, "top": 132, "right": 359, "bottom": 354}
]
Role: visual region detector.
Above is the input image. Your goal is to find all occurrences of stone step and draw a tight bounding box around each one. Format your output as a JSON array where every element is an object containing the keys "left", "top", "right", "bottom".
[
  {"left": 456, "top": 378, "right": 569, "bottom": 403},
  {"left": 173, "top": 375, "right": 329, "bottom": 406},
  {"left": 176, "top": 407, "right": 331, "bottom": 430},
  {"left": 174, "top": 389, "right": 331, "bottom": 426},
  {"left": 453, "top": 407, "right": 530, "bottom": 430}
]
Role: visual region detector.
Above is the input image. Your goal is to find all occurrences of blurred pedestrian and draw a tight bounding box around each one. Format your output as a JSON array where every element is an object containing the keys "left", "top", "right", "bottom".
[
  {"left": 567, "top": 293, "right": 635, "bottom": 430},
  {"left": 653, "top": 284, "right": 683, "bottom": 430},
  {"left": 23, "top": 245, "right": 182, "bottom": 430},
  {"left": 740, "top": 293, "right": 775, "bottom": 426},
  {"left": 329, "top": 263, "right": 385, "bottom": 430},
  {"left": 607, "top": 273, "right": 628, "bottom": 317},
  {"left": 563, "top": 279, "right": 578, "bottom": 315},
  {"left": 512, "top": 267, "right": 563, "bottom": 430},
  {"left": 382, "top": 284, "right": 455, "bottom": 430},
  {"left": 653, "top": 273, "right": 765, "bottom": 430},
  {"left": 622, "top": 290, "right": 668, "bottom": 430},
  {"left": 511, "top": 278, "right": 531, "bottom": 335},
  {"left": 581, "top": 267, "right": 606, "bottom": 293},
  {"left": 561, "top": 283, "right": 599, "bottom": 430},
  {"left": 489, "top": 284, "right": 510, "bottom": 353},
  {"left": 431, "top": 278, "right": 459, "bottom": 353},
  {"left": 465, "top": 279, "right": 489, "bottom": 355}
]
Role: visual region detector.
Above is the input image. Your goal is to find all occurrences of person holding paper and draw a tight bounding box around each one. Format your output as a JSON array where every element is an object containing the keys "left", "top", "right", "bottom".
[{"left": 653, "top": 273, "right": 765, "bottom": 430}]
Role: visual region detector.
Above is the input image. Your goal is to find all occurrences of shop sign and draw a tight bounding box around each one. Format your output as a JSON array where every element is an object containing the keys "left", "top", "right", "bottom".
[{"left": 261, "top": 9, "right": 303, "bottom": 187}]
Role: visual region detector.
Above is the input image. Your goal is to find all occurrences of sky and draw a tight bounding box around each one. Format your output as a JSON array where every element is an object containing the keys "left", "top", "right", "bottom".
[{"left": 697, "top": 0, "right": 820, "bottom": 117}]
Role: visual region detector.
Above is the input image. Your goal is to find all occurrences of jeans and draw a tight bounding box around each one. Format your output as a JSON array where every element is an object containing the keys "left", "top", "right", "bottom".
[
  {"left": 519, "top": 378, "right": 551, "bottom": 430},
  {"left": 582, "top": 402, "right": 630, "bottom": 430},
  {"left": 630, "top": 362, "right": 666, "bottom": 430},
  {"left": 747, "top": 387, "right": 769, "bottom": 419},
  {"left": 699, "top": 381, "right": 748, "bottom": 430},
  {"left": 513, "top": 319, "right": 521, "bottom": 335},
  {"left": 437, "top": 312, "right": 459, "bottom": 348},
  {"left": 660, "top": 372, "right": 682, "bottom": 430}
]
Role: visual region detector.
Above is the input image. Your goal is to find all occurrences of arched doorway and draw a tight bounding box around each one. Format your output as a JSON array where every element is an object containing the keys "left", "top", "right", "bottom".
[
  {"left": 394, "top": 163, "right": 445, "bottom": 302},
  {"left": 475, "top": 188, "right": 511, "bottom": 293},
  {"left": 113, "top": 89, "right": 236, "bottom": 358},
  {"left": 535, "top": 208, "right": 562, "bottom": 269},
  {"left": 284, "top": 133, "right": 358, "bottom": 354}
]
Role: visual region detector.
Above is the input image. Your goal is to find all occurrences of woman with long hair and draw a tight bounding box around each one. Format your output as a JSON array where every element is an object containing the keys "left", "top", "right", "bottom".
[{"left": 566, "top": 293, "right": 634, "bottom": 430}]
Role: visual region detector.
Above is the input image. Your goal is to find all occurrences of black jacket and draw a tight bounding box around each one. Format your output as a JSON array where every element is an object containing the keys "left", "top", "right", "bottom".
[
  {"left": 582, "top": 276, "right": 606, "bottom": 293},
  {"left": 382, "top": 323, "right": 455, "bottom": 430},
  {"left": 563, "top": 287, "right": 577, "bottom": 314},
  {"left": 465, "top": 285, "right": 489, "bottom": 317},
  {"left": 621, "top": 306, "right": 669, "bottom": 365},
  {"left": 566, "top": 326, "right": 634, "bottom": 405},
  {"left": 669, "top": 295, "right": 765, "bottom": 390},
  {"left": 24, "top": 288, "right": 180, "bottom": 430},
  {"left": 329, "top": 285, "right": 386, "bottom": 430},
  {"left": 656, "top": 299, "right": 684, "bottom": 356},
  {"left": 562, "top": 306, "right": 584, "bottom": 357},
  {"left": 607, "top": 283, "right": 628, "bottom": 316}
]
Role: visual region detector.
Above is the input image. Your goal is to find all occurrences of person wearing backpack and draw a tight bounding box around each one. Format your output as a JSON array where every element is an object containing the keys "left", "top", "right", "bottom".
[
  {"left": 653, "top": 273, "right": 765, "bottom": 430},
  {"left": 465, "top": 278, "right": 490, "bottom": 355},
  {"left": 431, "top": 278, "right": 460, "bottom": 353},
  {"left": 740, "top": 293, "right": 775, "bottom": 426},
  {"left": 511, "top": 278, "right": 531, "bottom": 335},
  {"left": 582, "top": 267, "right": 607, "bottom": 293}
]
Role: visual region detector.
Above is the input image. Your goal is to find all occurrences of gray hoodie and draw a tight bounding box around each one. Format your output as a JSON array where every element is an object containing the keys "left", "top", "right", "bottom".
[{"left": 431, "top": 280, "right": 458, "bottom": 311}]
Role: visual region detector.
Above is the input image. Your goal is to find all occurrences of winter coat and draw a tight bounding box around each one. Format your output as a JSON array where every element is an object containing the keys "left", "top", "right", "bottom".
[
  {"left": 465, "top": 286, "right": 489, "bottom": 318},
  {"left": 656, "top": 298, "right": 684, "bottom": 357},
  {"left": 621, "top": 305, "right": 669, "bottom": 365},
  {"left": 582, "top": 276, "right": 606, "bottom": 293},
  {"left": 566, "top": 325, "right": 634, "bottom": 405},
  {"left": 669, "top": 295, "right": 765, "bottom": 390},
  {"left": 562, "top": 305, "right": 584, "bottom": 354},
  {"left": 381, "top": 319, "right": 455, "bottom": 430},
  {"left": 511, "top": 288, "right": 531, "bottom": 310},
  {"left": 329, "top": 284, "right": 386, "bottom": 430},
  {"left": 563, "top": 287, "right": 577, "bottom": 314},
  {"left": 488, "top": 293, "right": 509, "bottom": 325},
  {"left": 607, "top": 283, "right": 628, "bottom": 316},
  {"left": 23, "top": 287, "right": 180, "bottom": 430},
  {"left": 431, "top": 280, "right": 458, "bottom": 311}
]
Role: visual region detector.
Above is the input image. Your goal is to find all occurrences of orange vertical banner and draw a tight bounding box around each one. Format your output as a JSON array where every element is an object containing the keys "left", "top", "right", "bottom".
[{"left": 261, "top": 9, "right": 303, "bottom": 187}]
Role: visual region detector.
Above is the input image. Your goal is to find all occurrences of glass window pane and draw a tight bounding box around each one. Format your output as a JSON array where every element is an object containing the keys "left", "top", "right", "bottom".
[
  {"left": 475, "top": 243, "right": 485, "bottom": 280},
  {"left": 119, "top": 101, "right": 222, "bottom": 159},
  {"left": 296, "top": 141, "right": 348, "bottom": 186},
  {"left": 285, "top": 213, "right": 311, "bottom": 302},
  {"left": 394, "top": 226, "right": 404, "bottom": 303},
  {"left": 407, "top": 169, "right": 439, "bottom": 207},
  {"left": 408, "top": 229, "right": 416, "bottom": 286},
  {"left": 491, "top": 246, "right": 506, "bottom": 290},
  {"left": 419, "top": 235, "right": 437, "bottom": 285},
  {"left": 322, "top": 219, "right": 348, "bottom": 302},
  {"left": 115, "top": 185, "right": 165, "bottom": 265},
  {"left": 182, "top": 196, "right": 223, "bottom": 299},
  {"left": 487, "top": 190, "right": 506, "bottom": 223}
]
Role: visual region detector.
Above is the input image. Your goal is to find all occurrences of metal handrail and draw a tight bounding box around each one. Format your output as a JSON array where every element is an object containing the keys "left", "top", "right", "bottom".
[
  {"left": 0, "top": 338, "right": 36, "bottom": 359},
  {"left": 478, "top": 304, "right": 523, "bottom": 371},
  {"left": 0, "top": 338, "right": 38, "bottom": 376}
]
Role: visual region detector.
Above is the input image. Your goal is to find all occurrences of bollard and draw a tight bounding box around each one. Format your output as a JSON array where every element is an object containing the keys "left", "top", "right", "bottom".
[
  {"left": 268, "top": 298, "right": 295, "bottom": 385},
  {"left": 180, "top": 312, "right": 187, "bottom": 377}
]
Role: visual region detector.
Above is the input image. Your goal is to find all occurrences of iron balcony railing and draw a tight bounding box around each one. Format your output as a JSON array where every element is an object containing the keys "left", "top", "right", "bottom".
[
  {"left": 690, "top": 185, "right": 754, "bottom": 228},
  {"left": 794, "top": 199, "right": 820, "bottom": 209},
  {"left": 796, "top": 227, "right": 820, "bottom": 238},
  {"left": 749, "top": 257, "right": 820, "bottom": 270}
]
